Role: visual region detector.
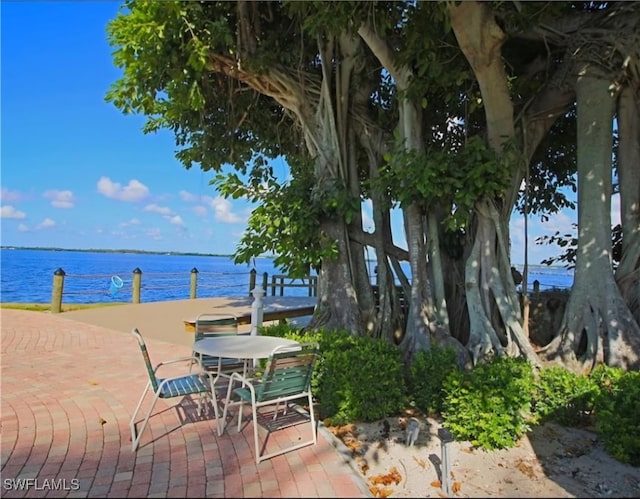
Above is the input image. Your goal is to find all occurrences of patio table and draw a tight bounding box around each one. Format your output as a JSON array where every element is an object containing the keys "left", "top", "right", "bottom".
[
  {"left": 193, "top": 335, "right": 301, "bottom": 435},
  {"left": 193, "top": 335, "right": 300, "bottom": 360}
]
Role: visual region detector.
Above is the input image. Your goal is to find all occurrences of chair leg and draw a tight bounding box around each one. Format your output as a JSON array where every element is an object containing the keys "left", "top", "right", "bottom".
[
  {"left": 208, "top": 379, "right": 225, "bottom": 436},
  {"left": 308, "top": 393, "right": 317, "bottom": 446},
  {"left": 221, "top": 378, "right": 237, "bottom": 436},
  {"left": 252, "top": 403, "right": 262, "bottom": 465},
  {"left": 237, "top": 398, "right": 246, "bottom": 431},
  {"left": 130, "top": 383, "right": 160, "bottom": 452},
  {"left": 252, "top": 395, "right": 317, "bottom": 464}
]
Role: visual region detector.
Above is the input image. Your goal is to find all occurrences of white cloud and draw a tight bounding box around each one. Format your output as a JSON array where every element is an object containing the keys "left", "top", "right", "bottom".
[
  {"left": 97, "top": 176, "right": 150, "bottom": 202},
  {"left": 17, "top": 223, "right": 29, "bottom": 232},
  {"left": 166, "top": 215, "right": 185, "bottom": 226},
  {"left": 0, "top": 188, "right": 22, "bottom": 203},
  {"left": 192, "top": 205, "right": 207, "bottom": 217},
  {"left": 144, "top": 204, "right": 173, "bottom": 216},
  {"left": 119, "top": 218, "right": 141, "bottom": 227},
  {"left": 209, "top": 196, "right": 242, "bottom": 223},
  {"left": 179, "top": 190, "right": 198, "bottom": 202},
  {"left": 35, "top": 218, "right": 56, "bottom": 229},
  {"left": 144, "top": 228, "right": 163, "bottom": 240},
  {"left": 43, "top": 189, "right": 75, "bottom": 208},
  {"left": 1, "top": 205, "right": 27, "bottom": 219},
  {"left": 510, "top": 209, "right": 577, "bottom": 265}
]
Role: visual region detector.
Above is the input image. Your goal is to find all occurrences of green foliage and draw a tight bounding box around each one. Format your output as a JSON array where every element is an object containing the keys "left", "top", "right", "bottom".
[
  {"left": 261, "top": 325, "right": 406, "bottom": 425},
  {"left": 215, "top": 157, "right": 329, "bottom": 276},
  {"left": 592, "top": 366, "right": 640, "bottom": 466},
  {"left": 532, "top": 366, "right": 599, "bottom": 427},
  {"left": 528, "top": 364, "right": 640, "bottom": 466},
  {"left": 442, "top": 356, "right": 536, "bottom": 450},
  {"left": 262, "top": 323, "right": 640, "bottom": 466},
  {"left": 380, "top": 135, "right": 514, "bottom": 232},
  {"left": 408, "top": 346, "right": 460, "bottom": 415},
  {"left": 259, "top": 321, "right": 318, "bottom": 342},
  {"left": 314, "top": 330, "right": 406, "bottom": 425}
]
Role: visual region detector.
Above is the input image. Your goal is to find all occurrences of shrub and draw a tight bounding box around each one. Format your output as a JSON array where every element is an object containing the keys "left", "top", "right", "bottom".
[
  {"left": 533, "top": 366, "right": 599, "bottom": 427},
  {"left": 592, "top": 365, "right": 640, "bottom": 466},
  {"left": 408, "top": 346, "right": 460, "bottom": 415},
  {"left": 314, "top": 330, "right": 406, "bottom": 425},
  {"left": 442, "top": 356, "right": 536, "bottom": 450},
  {"left": 260, "top": 324, "right": 406, "bottom": 425}
]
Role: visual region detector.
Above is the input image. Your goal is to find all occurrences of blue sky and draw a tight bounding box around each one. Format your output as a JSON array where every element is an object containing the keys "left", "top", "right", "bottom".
[{"left": 1, "top": 2, "right": 596, "bottom": 264}]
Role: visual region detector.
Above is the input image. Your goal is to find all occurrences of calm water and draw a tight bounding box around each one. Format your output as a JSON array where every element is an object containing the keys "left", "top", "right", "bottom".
[
  {"left": 0, "top": 249, "right": 296, "bottom": 304},
  {"left": 0, "top": 248, "right": 572, "bottom": 304}
]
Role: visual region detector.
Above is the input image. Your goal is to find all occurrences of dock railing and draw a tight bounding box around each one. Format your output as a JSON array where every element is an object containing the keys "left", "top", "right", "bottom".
[
  {"left": 268, "top": 274, "right": 317, "bottom": 297},
  {"left": 50, "top": 267, "right": 318, "bottom": 313}
]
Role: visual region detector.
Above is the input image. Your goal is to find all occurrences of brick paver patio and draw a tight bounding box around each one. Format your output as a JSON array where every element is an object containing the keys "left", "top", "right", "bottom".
[{"left": 1, "top": 309, "right": 370, "bottom": 498}]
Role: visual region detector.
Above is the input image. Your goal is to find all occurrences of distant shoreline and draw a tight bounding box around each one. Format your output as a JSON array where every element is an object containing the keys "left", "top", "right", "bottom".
[{"left": 0, "top": 246, "right": 236, "bottom": 258}]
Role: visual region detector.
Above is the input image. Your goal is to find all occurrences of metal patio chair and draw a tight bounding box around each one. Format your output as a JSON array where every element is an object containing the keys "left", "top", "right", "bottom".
[
  {"left": 222, "top": 341, "right": 320, "bottom": 464},
  {"left": 130, "top": 328, "right": 217, "bottom": 451},
  {"left": 193, "top": 313, "right": 248, "bottom": 378}
]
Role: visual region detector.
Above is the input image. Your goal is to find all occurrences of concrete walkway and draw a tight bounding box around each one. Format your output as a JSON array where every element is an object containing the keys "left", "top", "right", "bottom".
[
  {"left": 0, "top": 309, "right": 370, "bottom": 498},
  {"left": 59, "top": 297, "right": 315, "bottom": 348}
]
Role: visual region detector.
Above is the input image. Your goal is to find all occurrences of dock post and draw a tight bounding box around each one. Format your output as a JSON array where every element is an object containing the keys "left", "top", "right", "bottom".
[
  {"left": 250, "top": 287, "right": 265, "bottom": 336},
  {"left": 190, "top": 268, "right": 198, "bottom": 299},
  {"left": 51, "top": 268, "right": 65, "bottom": 313},
  {"left": 249, "top": 269, "right": 257, "bottom": 296},
  {"left": 132, "top": 268, "right": 142, "bottom": 304}
]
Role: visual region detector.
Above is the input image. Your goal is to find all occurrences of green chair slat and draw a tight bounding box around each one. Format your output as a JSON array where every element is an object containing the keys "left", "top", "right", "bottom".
[{"left": 130, "top": 328, "right": 220, "bottom": 451}]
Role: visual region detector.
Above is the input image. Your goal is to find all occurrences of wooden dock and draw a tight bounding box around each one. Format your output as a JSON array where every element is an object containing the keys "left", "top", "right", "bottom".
[
  {"left": 61, "top": 296, "right": 317, "bottom": 348},
  {"left": 182, "top": 296, "right": 317, "bottom": 332}
]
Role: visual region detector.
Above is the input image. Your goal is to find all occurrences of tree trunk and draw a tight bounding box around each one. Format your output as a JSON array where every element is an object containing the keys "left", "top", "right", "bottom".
[
  {"left": 361, "top": 130, "right": 406, "bottom": 341},
  {"left": 358, "top": 24, "right": 442, "bottom": 362},
  {"left": 303, "top": 33, "right": 369, "bottom": 334},
  {"left": 542, "top": 74, "right": 640, "bottom": 372},
  {"left": 615, "top": 84, "right": 640, "bottom": 324},
  {"left": 310, "top": 217, "right": 363, "bottom": 333},
  {"left": 449, "top": 0, "right": 540, "bottom": 366}
]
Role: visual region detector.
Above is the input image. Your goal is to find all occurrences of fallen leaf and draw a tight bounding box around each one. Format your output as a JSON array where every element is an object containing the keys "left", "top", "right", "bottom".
[
  {"left": 452, "top": 481, "right": 462, "bottom": 493},
  {"left": 369, "top": 484, "right": 395, "bottom": 498},
  {"left": 413, "top": 456, "right": 428, "bottom": 469},
  {"left": 328, "top": 423, "right": 358, "bottom": 439},
  {"left": 431, "top": 481, "right": 442, "bottom": 488},
  {"left": 516, "top": 459, "right": 536, "bottom": 479},
  {"left": 346, "top": 440, "right": 362, "bottom": 453},
  {"left": 369, "top": 467, "right": 402, "bottom": 486},
  {"left": 359, "top": 460, "right": 370, "bottom": 475}
]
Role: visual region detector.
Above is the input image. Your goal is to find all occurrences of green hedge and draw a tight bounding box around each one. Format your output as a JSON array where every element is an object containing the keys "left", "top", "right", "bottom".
[
  {"left": 260, "top": 323, "right": 639, "bottom": 465},
  {"left": 408, "top": 346, "right": 460, "bottom": 415},
  {"left": 260, "top": 324, "right": 407, "bottom": 425},
  {"left": 442, "top": 356, "right": 536, "bottom": 450}
]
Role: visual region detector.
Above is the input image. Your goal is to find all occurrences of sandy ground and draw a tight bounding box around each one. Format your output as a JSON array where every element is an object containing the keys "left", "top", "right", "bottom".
[{"left": 327, "top": 414, "right": 640, "bottom": 498}]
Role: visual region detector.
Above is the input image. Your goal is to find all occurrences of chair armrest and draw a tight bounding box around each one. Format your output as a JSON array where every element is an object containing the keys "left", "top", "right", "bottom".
[
  {"left": 228, "top": 371, "right": 251, "bottom": 385},
  {"left": 154, "top": 355, "right": 204, "bottom": 373}
]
